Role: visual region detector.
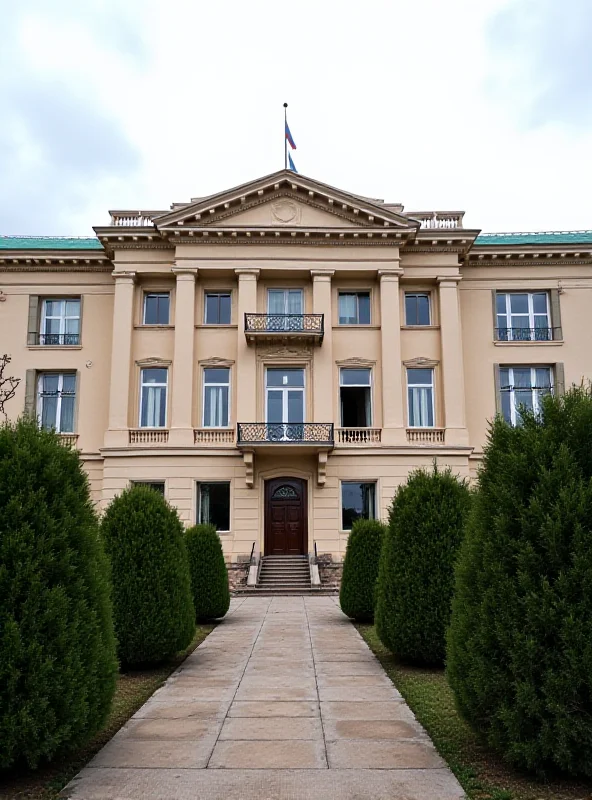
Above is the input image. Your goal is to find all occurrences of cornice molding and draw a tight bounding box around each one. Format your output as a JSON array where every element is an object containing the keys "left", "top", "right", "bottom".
[
  {"left": 336, "top": 357, "right": 376, "bottom": 368},
  {"left": 403, "top": 356, "right": 440, "bottom": 368},
  {"left": 135, "top": 357, "right": 172, "bottom": 367},
  {"left": 198, "top": 357, "right": 235, "bottom": 367}
]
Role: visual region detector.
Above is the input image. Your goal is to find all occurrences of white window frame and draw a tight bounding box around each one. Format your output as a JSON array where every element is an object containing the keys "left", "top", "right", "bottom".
[
  {"left": 407, "top": 368, "right": 435, "bottom": 428},
  {"left": 139, "top": 368, "right": 168, "bottom": 428},
  {"left": 338, "top": 291, "right": 371, "bottom": 325},
  {"left": 40, "top": 298, "right": 81, "bottom": 344},
  {"left": 340, "top": 480, "right": 378, "bottom": 532},
  {"left": 142, "top": 292, "right": 170, "bottom": 325},
  {"left": 204, "top": 292, "right": 232, "bottom": 325},
  {"left": 266, "top": 288, "right": 304, "bottom": 314},
  {"left": 404, "top": 293, "right": 431, "bottom": 326},
  {"left": 500, "top": 366, "right": 553, "bottom": 426},
  {"left": 202, "top": 367, "right": 231, "bottom": 428},
  {"left": 265, "top": 368, "right": 306, "bottom": 441},
  {"left": 197, "top": 481, "right": 231, "bottom": 532},
  {"left": 496, "top": 292, "right": 551, "bottom": 341},
  {"left": 36, "top": 372, "right": 76, "bottom": 433},
  {"left": 339, "top": 367, "right": 373, "bottom": 427}
]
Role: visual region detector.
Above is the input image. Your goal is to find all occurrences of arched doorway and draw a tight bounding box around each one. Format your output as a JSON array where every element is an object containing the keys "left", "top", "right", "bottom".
[{"left": 264, "top": 477, "right": 307, "bottom": 555}]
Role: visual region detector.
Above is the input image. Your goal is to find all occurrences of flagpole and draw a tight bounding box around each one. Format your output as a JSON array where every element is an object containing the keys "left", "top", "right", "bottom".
[{"left": 283, "top": 103, "right": 288, "bottom": 169}]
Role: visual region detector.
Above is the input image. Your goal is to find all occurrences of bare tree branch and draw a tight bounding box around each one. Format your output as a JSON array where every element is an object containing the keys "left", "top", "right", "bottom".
[{"left": 0, "top": 354, "right": 21, "bottom": 421}]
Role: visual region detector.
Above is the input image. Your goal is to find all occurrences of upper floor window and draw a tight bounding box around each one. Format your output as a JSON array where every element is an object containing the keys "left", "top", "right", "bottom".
[
  {"left": 407, "top": 368, "right": 434, "bottom": 427},
  {"left": 339, "top": 292, "right": 370, "bottom": 325},
  {"left": 340, "top": 368, "right": 372, "bottom": 427},
  {"left": 268, "top": 289, "right": 303, "bottom": 315},
  {"left": 203, "top": 368, "right": 230, "bottom": 428},
  {"left": 37, "top": 372, "right": 76, "bottom": 432},
  {"left": 140, "top": 368, "right": 168, "bottom": 428},
  {"left": 205, "top": 293, "right": 231, "bottom": 325},
  {"left": 495, "top": 292, "right": 551, "bottom": 341},
  {"left": 499, "top": 366, "right": 552, "bottom": 426},
  {"left": 143, "top": 292, "right": 170, "bottom": 325},
  {"left": 405, "top": 293, "right": 430, "bottom": 326},
  {"left": 40, "top": 298, "right": 80, "bottom": 345}
]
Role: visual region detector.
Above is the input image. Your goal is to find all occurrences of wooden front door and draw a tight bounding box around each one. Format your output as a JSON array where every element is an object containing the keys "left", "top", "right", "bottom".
[{"left": 265, "top": 477, "right": 307, "bottom": 555}]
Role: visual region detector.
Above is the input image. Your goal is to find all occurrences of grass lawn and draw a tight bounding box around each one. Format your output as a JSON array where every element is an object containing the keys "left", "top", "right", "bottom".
[
  {"left": 357, "top": 624, "right": 592, "bottom": 800},
  {"left": 0, "top": 625, "right": 214, "bottom": 800}
]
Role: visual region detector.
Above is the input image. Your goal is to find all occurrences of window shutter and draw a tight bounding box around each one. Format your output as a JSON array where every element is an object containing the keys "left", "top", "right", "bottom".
[
  {"left": 554, "top": 362, "right": 566, "bottom": 396},
  {"left": 493, "top": 363, "right": 501, "bottom": 415},
  {"left": 24, "top": 369, "right": 37, "bottom": 417},
  {"left": 491, "top": 290, "right": 498, "bottom": 340},
  {"left": 27, "top": 296, "right": 39, "bottom": 345},
  {"left": 550, "top": 289, "right": 562, "bottom": 340}
]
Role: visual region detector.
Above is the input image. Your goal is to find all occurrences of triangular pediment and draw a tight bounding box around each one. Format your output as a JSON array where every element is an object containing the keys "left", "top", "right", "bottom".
[{"left": 154, "top": 170, "right": 416, "bottom": 232}]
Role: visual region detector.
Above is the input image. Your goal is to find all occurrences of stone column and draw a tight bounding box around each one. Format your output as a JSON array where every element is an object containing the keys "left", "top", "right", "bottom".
[
  {"left": 169, "top": 267, "right": 198, "bottom": 446},
  {"left": 235, "top": 269, "right": 260, "bottom": 423},
  {"left": 311, "top": 270, "right": 334, "bottom": 424},
  {"left": 438, "top": 276, "right": 469, "bottom": 445},
  {"left": 104, "top": 271, "right": 136, "bottom": 448},
  {"left": 379, "top": 267, "right": 406, "bottom": 445}
]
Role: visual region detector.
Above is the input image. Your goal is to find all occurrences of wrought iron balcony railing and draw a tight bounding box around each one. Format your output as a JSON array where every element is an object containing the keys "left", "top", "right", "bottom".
[
  {"left": 237, "top": 422, "right": 334, "bottom": 445},
  {"left": 495, "top": 327, "right": 559, "bottom": 342},
  {"left": 30, "top": 333, "right": 81, "bottom": 346},
  {"left": 244, "top": 314, "right": 324, "bottom": 340}
]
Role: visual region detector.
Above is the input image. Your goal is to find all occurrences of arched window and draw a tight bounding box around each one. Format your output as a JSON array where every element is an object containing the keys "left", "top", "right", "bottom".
[{"left": 272, "top": 485, "right": 298, "bottom": 500}]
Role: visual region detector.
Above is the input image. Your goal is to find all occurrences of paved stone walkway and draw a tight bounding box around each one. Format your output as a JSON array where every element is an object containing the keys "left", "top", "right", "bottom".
[{"left": 63, "top": 597, "right": 464, "bottom": 799}]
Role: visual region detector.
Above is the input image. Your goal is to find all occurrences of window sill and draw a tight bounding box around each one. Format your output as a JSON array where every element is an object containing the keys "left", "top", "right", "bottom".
[
  {"left": 493, "top": 340, "right": 564, "bottom": 346},
  {"left": 28, "top": 345, "right": 82, "bottom": 350},
  {"left": 195, "top": 324, "right": 238, "bottom": 329},
  {"left": 134, "top": 325, "right": 174, "bottom": 330},
  {"left": 401, "top": 325, "right": 440, "bottom": 330},
  {"left": 332, "top": 324, "right": 380, "bottom": 330}
]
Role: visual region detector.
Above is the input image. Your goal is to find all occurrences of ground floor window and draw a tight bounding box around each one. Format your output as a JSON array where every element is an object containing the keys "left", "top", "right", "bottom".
[
  {"left": 341, "top": 481, "right": 376, "bottom": 531},
  {"left": 132, "top": 481, "right": 165, "bottom": 496},
  {"left": 198, "top": 482, "right": 230, "bottom": 531}
]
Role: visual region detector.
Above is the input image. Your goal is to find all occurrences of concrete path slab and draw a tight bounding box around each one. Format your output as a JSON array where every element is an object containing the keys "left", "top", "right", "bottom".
[{"left": 62, "top": 597, "right": 464, "bottom": 799}]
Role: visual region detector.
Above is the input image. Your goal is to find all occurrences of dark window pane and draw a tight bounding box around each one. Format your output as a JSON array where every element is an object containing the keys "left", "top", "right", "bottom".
[
  {"left": 358, "top": 293, "right": 370, "bottom": 324},
  {"left": 532, "top": 293, "right": 547, "bottom": 314},
  {"left": 199, "top": 483, "right": 230, "bottom": 531},
  {"left": 219, "top": 294, "right": 231, "bottom": 324},
  {"left": 205, "top": 293, "right": 231, "bottom": 324},
  {"left": 341, "top": 482, "right": 376, "bottom": 530},
  {"left": 205, "top": 294, "right": 219, "bottom": 324},
  {"left": 405, "top": 294, "right": 430, "bottom": 325},
  {"left": 133, "top": 481, "right": 165, "bottom": 495},
  {"left": 340, "top": 368, "right": 371, "bottom": 386},
  {"left": 144, "top": 293, "right": 169, "bottom": 324},
  {"left": 204, "top": 368, "right": 229, "bottom": 384},
  {"left": 266, "top": 369, "right": 304, "bottom": 387}
]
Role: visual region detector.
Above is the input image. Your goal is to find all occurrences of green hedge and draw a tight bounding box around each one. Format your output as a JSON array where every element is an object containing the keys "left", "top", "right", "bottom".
[
  {"left": 101, "top": 486, "right": 194, "bottom": 666},
  {"left": 340, "top": 518, "right": 385, "bottom": 621},
  {"left": 375, "top": 465, "right": 471, "bottom": 666},
  {"left": 0, "top": 419, "right": 117, "bottom": 768},
  {"left": 448, "top": 387, "right": 592, "bottom": 776},
  {"left": 185, "top": 524, "right": 230, "bottom": 621}
]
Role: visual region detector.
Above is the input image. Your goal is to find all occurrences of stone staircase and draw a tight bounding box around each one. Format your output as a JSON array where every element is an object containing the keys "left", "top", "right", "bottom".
[{"left": 235, "top": 555, "right": 338, "bottom": 595}]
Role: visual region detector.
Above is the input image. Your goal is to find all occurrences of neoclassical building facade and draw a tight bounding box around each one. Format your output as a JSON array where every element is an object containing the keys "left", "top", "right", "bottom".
[{"left": 1, "top": 170, "right": 591, "bottom": 561}]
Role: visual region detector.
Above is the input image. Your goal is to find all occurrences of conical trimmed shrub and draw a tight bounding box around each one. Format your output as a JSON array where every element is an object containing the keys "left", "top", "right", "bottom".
[
  {"left": 375, "top": 465, "right": 471, "bottom": 666},
  {"left": 101, "top": 485, "right": 194, "bottom": 666},
  {"left": 0, "top": 418, "right": 117, "bottom": 769},
  {"left": 448, "top": 387, "right": 592, "bottom": 776},
  {"left": 340, "top": 518, "right": 385, "bottom": 621},
  {"left": 186, "top": 524, "right": 230, "bottom": 621}
]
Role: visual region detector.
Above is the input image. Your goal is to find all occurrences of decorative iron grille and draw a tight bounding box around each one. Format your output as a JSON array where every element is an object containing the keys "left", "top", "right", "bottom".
[
  {"left": 31, "top": 333, "right": 81, "bottom": 346},
  {"left": 244, "top": 314, "right": 324, "bottom": 338},
  {"left": 495, "top": 327, "right": 557, "bottom": 342},
  {"left": 237, "top": 422, "right": 334, "bottom": 445}
]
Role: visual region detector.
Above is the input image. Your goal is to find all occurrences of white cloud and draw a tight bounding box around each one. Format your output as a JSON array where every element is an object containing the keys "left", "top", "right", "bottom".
[{"left": 2, "top": 0, "right": 591, "bottom": 234}]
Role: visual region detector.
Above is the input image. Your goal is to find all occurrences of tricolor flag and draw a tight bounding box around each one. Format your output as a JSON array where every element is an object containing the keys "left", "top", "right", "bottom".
[
  {"left": 285, "top": 121, "right": 297, "bottom": 150},
  {"left": 288, "top": 152, "right": 298, "bottom": 173}
]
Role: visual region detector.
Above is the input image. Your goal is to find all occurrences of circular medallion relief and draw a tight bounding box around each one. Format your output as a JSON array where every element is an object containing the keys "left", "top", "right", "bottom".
[{"left": 271, "top": 200, "right": 300, "bottom": 224}]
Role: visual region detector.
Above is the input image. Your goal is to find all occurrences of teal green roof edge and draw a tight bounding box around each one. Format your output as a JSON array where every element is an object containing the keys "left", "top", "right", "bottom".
[
  {"left": 475, "top": 230, "right": 592, "bottom": 246},
  {"left": 0, "top": 236, "right": 104, "bottom": 250}
]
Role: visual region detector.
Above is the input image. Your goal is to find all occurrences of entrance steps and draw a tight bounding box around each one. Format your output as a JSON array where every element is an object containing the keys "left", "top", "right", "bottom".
[{"left": 235, "top": 555, "right": 338, "bottom": 596}]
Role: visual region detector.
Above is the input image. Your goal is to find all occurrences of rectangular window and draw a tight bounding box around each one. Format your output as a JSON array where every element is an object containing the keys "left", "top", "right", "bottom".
[
  {"left": 40, "top": 298, "right": 80, "bottom": 345},
  {"left": 37, "top": 373, "right": 76, "bottom": 432},
  {"left": 203, "top": 368, "right": 230, "bottom": 427},
  {"left": 405, "top": 293, "right": 430, "bottom": 326},
  {"left": 205, "top": 293, "right": 231, "bottom": 325},
  {"left": 265, "top": 367, "right": 305, "bottom": 440},
  {"left": 267, "top": 289, "right": 304, "bottom": 331},
  {"left": 338, "top": 292, "right": 370, "bottom": 325},
  {"left": 341, "top": 481, "right": 376, "bottom": 531},
  {"left": 198, "top": 482, "right": 230, "bottom": 531},
  {"left": 143, "top": 292, "right": 170, "bottom": 325},
  {"left": 140, "top": 368, "right": 168, "bottom": 427},
  {"left": 132, "top": 481, "right": 165, "bottom": 495},
  {"left": 496, "top": 292, "right": 551, "bottom": 341},
  {"left": 500, "top": 366, "right": 553, "bottom": 426},
  {"left": 407, "top": 368, "right": 435, "bottom": 427},
  {"left": 340, "top": 368, "right": 372, "bottom": 427}
]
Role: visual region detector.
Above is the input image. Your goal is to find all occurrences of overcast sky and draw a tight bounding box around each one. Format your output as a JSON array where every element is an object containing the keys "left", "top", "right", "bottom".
[{"left": 1, "top": 0, "right": 591, "bottom": 235}]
